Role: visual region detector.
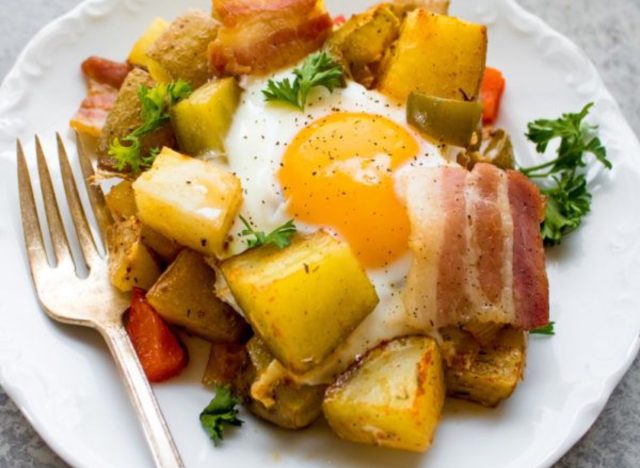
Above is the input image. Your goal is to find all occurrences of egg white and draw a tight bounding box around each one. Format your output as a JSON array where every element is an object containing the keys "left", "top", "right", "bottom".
[{"left": 219, "top": 64, "right": 450, "bottom": 382}]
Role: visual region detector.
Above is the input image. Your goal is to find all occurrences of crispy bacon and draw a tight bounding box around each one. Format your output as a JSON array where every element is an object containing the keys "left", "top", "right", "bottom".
[
  {"left": 402, "top": 163, "right": 548, "bottom": 331},
  {"left": 71, "top": 57, "right": 131, "bottom": 137},
  {"left": 70, "top": 80, "right": 118, "bottom": 138},
  {"left": 209, "top": 0, "right": 332, "bottom": 75},
  {"left": 81, "top": 56, "right": 131, "bottom": 89}
]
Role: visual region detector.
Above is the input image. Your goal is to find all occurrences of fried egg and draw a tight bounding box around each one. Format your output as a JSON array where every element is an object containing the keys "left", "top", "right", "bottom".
[{"left": 220, "top": 64, "right": 451, "bottom": 382}]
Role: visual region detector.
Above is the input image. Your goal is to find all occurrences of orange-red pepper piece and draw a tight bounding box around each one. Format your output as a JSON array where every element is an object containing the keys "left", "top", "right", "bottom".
[
  {"left": 481, "top": 67, "right": 506, "bottom": 124},
  {"left": 127, "top": 288, "right": 188, "bottom": 383}
]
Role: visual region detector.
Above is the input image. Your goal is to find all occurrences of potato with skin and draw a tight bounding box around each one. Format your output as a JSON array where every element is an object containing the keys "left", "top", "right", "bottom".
[
  {"left": 170, "top": 78, "right": 241, "bottom": 155},
  {"left": 234, "top": 337, "right": 326, "bottom": 430},
  {"left": 378, "top": 10, "right": 487, "bottom": 102},
  {"left": 202, "top": 342, "right": 248, "bottom": 387},
  {"left": 323, "top": 336, "right": 445, "bottom": 452},
  {"left": 329, "top": 5, "right": 401, "bottom": 89},
  {"left": 133, "top": 148, "right": 243, "bottom": 257},
  {"left": 220, "top": 231, "right": 379, "bottom": 373},
  {"left": 107, "top": 217, "right": 161, "bottom": 292},
  {"left": 146, "top": 10, "right": 219, "bottom": 88},
  {"left": 146, "top": 249, "right": 248, "bottom": 343},
  {"left": 443, "top": 326, "right": 527, "bottom": 407},
  {"left": 98, "top": 68, "right": 176, "bottom": 173}
]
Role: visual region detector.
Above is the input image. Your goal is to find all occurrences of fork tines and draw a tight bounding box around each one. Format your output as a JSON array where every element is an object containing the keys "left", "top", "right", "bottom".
[{"left": 17, "top": 133, "right": 110, "bottom": 277}]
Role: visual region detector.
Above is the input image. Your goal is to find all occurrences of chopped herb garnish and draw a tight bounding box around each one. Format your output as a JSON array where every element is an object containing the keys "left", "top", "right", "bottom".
[
  {"left": 239, "top": 216, "right": 297, "bottom": 249},
  {"left": 520, "top": 103, "right": 611, "bottom": 246},
  {"left": 200, "top": 386, "right": 243, "bottom": 446},
  {"left": 530, "top": 322, "right": 555, "bottom": 336},
  {"left": 108, "top": 80, "right": 192, "bottom": 173},
  {"left": 262, "top": 51, "right": 345, "bottom": 111}
]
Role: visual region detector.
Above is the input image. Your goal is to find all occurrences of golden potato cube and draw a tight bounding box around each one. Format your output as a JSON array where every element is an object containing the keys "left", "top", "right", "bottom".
[
  {"left": 235, "top": 337, "right": 326, "bottom": 430},
  {"left": 220, "top": 231, "right": 379, "bottom": 373},
  {"left": 323, "top": 336, "right": 445, "bottom": 452},
  {"left": 444, "top": 327, "right": 527, "bottom": 407},
  {"left": 105, "top": 180, "right": 137, "bottom": 220},
  {"left": 170, "top": 78, "right": 241, "bottom": 155},
  {"left": 133, "top": 148, "right": 243, "bottom": 257},
  {"left": 147, "top": 249, "right": 248, "bottom": 342},
  {"left": 128, "top": 18, "right": 169, "bottom": 69},
  {"left": 107, "top": 217, "right": 161, "bottom": 292},
  {"left": 146, "top": 11, "right": 219, "bottom": 88},
  {"left": 378, "top": 10, "right": 487, "bottom": 102}
]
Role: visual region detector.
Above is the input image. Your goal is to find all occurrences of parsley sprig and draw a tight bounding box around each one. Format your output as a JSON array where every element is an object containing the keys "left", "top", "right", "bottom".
[
  {"left": 520, "top": 103, "right": 611, "bottom": 246},
  {"left": 200, "top": 386, "right": 243, "bottom": 446},
  {"left": 530, "top": 322, "right": 555, "bottom": 336},
  {"left": 262, "top": 51, "right": 345, "bottom": 111},
  {"left": 239, "top": 216, "right": 297, "bottom": 249},
  {"left": 108, "top": 80, "right": 192, "bottom": 173}
]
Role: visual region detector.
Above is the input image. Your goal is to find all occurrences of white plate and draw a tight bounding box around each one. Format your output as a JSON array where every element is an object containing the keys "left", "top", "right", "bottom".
[{"left": 1, "top": 0, "right": 640, "bottom": 467}]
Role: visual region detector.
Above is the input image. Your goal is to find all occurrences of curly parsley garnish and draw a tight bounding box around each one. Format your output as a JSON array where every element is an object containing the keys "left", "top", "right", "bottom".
[
  {"left": 200, "top": 386, "right": 243, "bottom": 446},
  {"left": 262, "top": 51, "right": 345, "bottom": 111},
  {"left": 239, "top": 216, "right": 297, "bottom": 249},
  {"left": 108, "top": 80, "right": 192, "bottom": 173},
  {"left": 520, "top": 103, "right": 611, "bottom": 246},
  {"left": 530, "top": 322, "right": 555, "bottom": 336}
]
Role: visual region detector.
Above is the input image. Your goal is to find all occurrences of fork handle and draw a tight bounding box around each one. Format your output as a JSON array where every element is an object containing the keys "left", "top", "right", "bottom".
[{"left": 100, "top": 323, "right": 185, "bottom": 468}]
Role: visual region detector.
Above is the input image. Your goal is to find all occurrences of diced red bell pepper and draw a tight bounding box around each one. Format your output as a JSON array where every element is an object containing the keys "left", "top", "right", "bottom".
[
  {"left": 480, "top": 67, "right": 506, "bottom": 124},
  {"left": 127, "top": 288, "right": 188, "bottom": 383}
]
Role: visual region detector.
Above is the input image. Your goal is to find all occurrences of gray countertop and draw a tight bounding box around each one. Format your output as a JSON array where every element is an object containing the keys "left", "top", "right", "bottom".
[{"left": 1, "top": 0, "right": 639, "bottom": 466}]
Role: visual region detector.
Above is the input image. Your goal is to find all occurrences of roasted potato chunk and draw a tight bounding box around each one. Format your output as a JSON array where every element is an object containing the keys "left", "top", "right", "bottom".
[
  {"left": 139, "top": 225, "right": 182, "bottom": 263},
  {"left": 323, "top": 336, "right": 445, "bottom": 452},
  {"left": 128, "top": 18, "right": 169, "bottom": 69},
  {"left": 235, "top": 337, "right": 325, "bottom": 430},
  {"left": 98, "top": 68, "right": 176, "bottom": 173},
  {"left": 107, "top": 217, "right": 161, "bottom": 292},
  {"left": 329, "top": 5, "right": 401, "bottom": 88},
  {"left": 387, "top": 0, "right": 450, "bottom": 17},
  {"left": 378, "top": 10, "right": 487, "bottom": 102},
  {"left": 170, "top": 78, "right": 241, "bottom": 155},
  {"left": 133, "top": 148, "right": 243, "bottom": 257},
  {"left": 220, "top": 231, "right": 379, "bottom": 373},
  {"left": 146, "top": 10, "right": 218, "bottom": 88},
  {"left": 146, "top": 249, "right": 247, "bottom": 342},
  {"left": 105, "top": 180, "right": 137, "bottom": 220},
  {"left": 443, "top": 327, "right": 527, "bottom": 407},
  {"left": 105, "top": 180, "right": 181, "bottom": 262},
  {"left": 202, "top": 342, "right": 248, "bottom": 387}
]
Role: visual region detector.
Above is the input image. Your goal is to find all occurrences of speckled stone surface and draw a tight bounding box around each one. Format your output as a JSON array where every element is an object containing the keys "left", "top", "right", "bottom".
[{"left": 1, "top": 0, "right": 639, "bottom": 467}]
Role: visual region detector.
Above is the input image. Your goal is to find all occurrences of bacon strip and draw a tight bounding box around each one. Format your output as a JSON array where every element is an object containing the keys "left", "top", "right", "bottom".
[
  {"left": 81, "top": 56, "right": 131, "bottom": 89},
  {"left": 70, "top": 80, "right": 119, "bottom": 138},
  {"left": 70, "top": 57, "right": 131, "bottom": 137},
  {"left": 402, "top": 163, "right": 548, "bottom": 331},
  {"left": 209, "top": 0, "right": 332, "bottom": 75},
  {"left": 508, "top": 170, "right": 548, "bottom": 328}
]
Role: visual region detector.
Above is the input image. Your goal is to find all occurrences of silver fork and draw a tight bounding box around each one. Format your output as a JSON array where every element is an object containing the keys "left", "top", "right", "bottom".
[{"left": 17, "top": 134, "right": 184, "bottom": 468}]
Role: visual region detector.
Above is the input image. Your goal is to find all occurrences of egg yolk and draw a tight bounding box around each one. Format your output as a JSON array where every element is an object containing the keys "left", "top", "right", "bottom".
[{"left": 279, "top": 112, "right": 419, "bottom": 268}]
